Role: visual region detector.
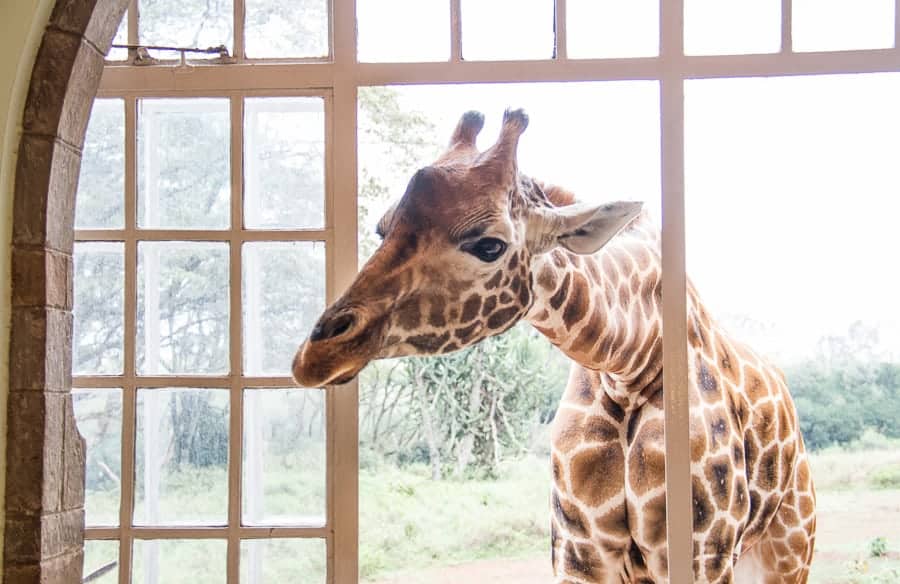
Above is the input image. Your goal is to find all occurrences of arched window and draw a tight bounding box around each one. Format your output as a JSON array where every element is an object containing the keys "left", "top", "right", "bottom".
[{"left": 71, "top": 0, "right": 900, "bottom": 582}]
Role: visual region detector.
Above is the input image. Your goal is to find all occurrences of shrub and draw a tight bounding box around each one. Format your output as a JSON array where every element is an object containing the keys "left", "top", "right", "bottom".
[
  {"left": 869, "top": 536, "right": 889, "bottom": 558},
  {"left": 870, "top": 465, "right": 900, "bottom": 489}
]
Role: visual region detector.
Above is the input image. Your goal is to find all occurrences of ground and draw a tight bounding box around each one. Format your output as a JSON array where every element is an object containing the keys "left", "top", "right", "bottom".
[
  {"left": 370, "top": 487, "right": 900, "bottom": 583},
  {"left": 365, "top": 447, "right": 900, "bottom": 584}
]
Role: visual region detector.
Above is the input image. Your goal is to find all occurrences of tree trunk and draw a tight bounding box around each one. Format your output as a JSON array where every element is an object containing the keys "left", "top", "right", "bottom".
[{"left": 414, "top": 365, "right": 442, "bottom": 480}]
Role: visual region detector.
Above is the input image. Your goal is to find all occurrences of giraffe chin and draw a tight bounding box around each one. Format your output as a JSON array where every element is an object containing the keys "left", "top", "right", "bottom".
[{"left": 292, "top": 342, "right": 368, "bottom": 388}]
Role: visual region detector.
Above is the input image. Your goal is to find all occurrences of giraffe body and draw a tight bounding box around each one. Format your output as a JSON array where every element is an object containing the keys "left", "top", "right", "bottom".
[
  {"left": 535, "top": 225, "right": 816, "bottom": 583},
  {"left": 292, "top": 110, "right": 816, "bottom": 583}
]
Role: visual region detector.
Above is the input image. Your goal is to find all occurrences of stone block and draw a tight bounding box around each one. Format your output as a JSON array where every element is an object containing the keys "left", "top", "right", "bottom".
[
  {"left": 49, "top": 0, "right": 129, "bottom": 54},
  {"left": 23, "top": 30, "right": 105, "bottom": 149},
  {"left": 61, "top": 395, "right": 86, "bottom": 512},
  {"left": 12, "top": 248, "right": 73, "bottom": 310},
  {"left": 13, "top": 134, "right": 80, "bottom": 252},
  {"left": 40, "top": 509, "right": 84, "bottom": 560},
  {"left": 9, "top": 308, "right": 73, "bottom": 392}
]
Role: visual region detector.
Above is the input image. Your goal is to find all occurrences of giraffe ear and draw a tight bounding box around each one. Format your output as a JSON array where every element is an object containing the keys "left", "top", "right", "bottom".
[{"left": 527, "top": 201, "right": 643, "bottom": 255}]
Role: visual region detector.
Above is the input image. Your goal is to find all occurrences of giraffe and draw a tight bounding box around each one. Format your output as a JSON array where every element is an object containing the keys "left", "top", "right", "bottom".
[{"left": 292, "top": 109, "right": 816, "bottom": 583}]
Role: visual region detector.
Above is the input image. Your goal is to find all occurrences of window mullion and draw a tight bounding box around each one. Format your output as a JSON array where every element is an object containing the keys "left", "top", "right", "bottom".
[
  {"left": 117, "top": 94, "right": 139, "bottom": 584},
  {"left": 896, "top": 0, "right": 900, "bottom": 48},
  {"left": 554, "top": 0, "right": 568, "bottom": 60},
  {"left": 450, "top": 0, "right": 462, "bottom": 63},
  {"left": 227, "top": 94, "right": 245, "bottom": 584},
  {"left": 660, "top": 0, "right": 693, "bottom": 582},
  {"left": 234, "top": 0, "right": 246, "bottom": 61},
  {"left": 331, "top": 0, "right": 359, "bottom": 581},
  {"left": 781, "top": 0, "right": 793, "bottom": 53}
]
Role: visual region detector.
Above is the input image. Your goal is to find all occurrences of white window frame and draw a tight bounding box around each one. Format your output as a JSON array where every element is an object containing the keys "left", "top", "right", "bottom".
[{"left": 82, "top": 0, "right": 900, "bottom": 582}]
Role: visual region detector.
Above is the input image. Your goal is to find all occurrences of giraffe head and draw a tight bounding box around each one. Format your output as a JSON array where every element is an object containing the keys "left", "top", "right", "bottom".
[{"left": 292, "top": 109, "right": 642, "bottom": 387}]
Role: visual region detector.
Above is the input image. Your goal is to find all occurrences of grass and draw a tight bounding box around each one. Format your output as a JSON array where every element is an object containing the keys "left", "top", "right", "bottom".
[
  {"left": 359, "top": 457, "right": 550, "bottom": 581},
  {"left": 83, "top": 443, "right": 900, "bottom": 583},
  {"left": 805, "top": 439, "right": 900, "bottom": 584}
]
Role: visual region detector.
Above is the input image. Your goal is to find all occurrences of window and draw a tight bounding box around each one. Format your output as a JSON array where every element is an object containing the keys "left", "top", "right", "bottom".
[{"left": 74, "top": 1, "right": 900, "bottom": 583}]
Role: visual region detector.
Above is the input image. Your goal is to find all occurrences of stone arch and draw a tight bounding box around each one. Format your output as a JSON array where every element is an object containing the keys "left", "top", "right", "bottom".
[{"left": 5, "top": 0, "right": 127, "bottom": 580}]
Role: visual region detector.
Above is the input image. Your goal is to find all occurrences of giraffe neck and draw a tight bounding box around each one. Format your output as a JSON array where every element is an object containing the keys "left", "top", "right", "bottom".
[{"left": 525, "top": 214, "right": 670, "bottom": 404}]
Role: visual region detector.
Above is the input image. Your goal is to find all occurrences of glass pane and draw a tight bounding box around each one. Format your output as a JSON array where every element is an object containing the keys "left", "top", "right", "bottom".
[
  {"left": 244, "top": 97, "right": 325, "bottom": 229},
  {"left": 793, "top": 0, "right": 895, "bottom": 52},
  {"left": 74, "top": 389, "right": 122, "bottom": 526},
  {"left": 76, "top": 99, "right": 124, "bottom": 229},
  {"left": 240, "top": 539, "right": 326, "bottom": 583},
  {"left": 358, "top": 0, "right": 449, "bottom": 62},
  {"left": 242, "top": 242, "right": 326, "bottom": 376},
  {"left": 74, "top": 242, "right": 124, "bottom": 375},
  {"left": 245, "top": 0, "right": 328, "bottom": 58},
  {"left": 567, "top": 0, "right": 659, "bottom": 58},
  {"left": 138, "top": 99, "right": 230, "bottom": 229},
  {"left": 138, "top": 0, "right": 233, "bottom": 60},
  {"left": 358, "top": 82, "right": 660, "bottom": 262},
  {"left": 84, "top": 540, "right": 119, "bottom": 583},
  {"left": 135, "top": 388, "right": 229, "bottom": 526},
  {"left": 685, "top": 0, "right": 781, "bottom": 55},
  {"left": 356, "top": 83, "right": 657, "bottom": 581},
  {"left": 107, "top": 10, "right": 128, "bottom": 61},
  {"left": 243, "top": 389, "right": 325, "bottom": 526},
  {"left": 461, "top": 0, "right": 555, "bottom": 61},
  {"left": 137, "top": 242, "right": 230, "bottom": 375},
  {"left": 686, "top": 74, "right": 900, "bottom": 584},
  {"left": 132, "top": 539, "right": 226, "bottom": 584}
]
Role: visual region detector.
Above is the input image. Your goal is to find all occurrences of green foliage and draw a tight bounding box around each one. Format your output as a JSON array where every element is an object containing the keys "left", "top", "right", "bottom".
[
  {"left": 358, "top": 457, "right": 550, "bottom": 580},
  {"left": 786, "top": 359, "right": 900, "bottom": 451},
  {"left": 359, "top": 325, "right": 570, "bottom": 477},
  {"left": 357, "top": 86, "right": 442, "bottom": 262},
  {"left": 871, "top": 466, "right": 900, "bottom": 490},
  {"left": 870, "top": 537, "right": 889, "bottom": 559},
  {"left": 845, "top": 559, "right": 900, "bottom": 584}
]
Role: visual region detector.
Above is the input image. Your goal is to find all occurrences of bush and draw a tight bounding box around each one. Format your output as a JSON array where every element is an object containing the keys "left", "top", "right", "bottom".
[
  {"left": 870, "top": 465, "right": 900, "bottom": 489},
  {"left": 869, "top": 537, "right": 889, "bottom": 558}
]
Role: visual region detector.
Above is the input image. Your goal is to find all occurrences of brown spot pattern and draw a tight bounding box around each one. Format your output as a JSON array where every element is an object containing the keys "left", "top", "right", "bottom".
[{"left": 570, "top": 443, "right": 625, "bottom": 507}]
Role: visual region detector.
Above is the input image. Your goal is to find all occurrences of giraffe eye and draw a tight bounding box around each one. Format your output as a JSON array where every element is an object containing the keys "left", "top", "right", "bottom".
[{"left": 464, "top": 237, "right": 507, "bottom": 262}]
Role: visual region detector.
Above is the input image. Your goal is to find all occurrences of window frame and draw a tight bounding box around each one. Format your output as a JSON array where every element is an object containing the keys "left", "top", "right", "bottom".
[{"left": 78, "top": 0, "right": 900, "bottom": 582}]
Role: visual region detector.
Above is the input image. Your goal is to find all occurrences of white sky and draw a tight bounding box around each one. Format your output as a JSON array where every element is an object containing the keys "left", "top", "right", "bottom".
[{"left": 356, "top": 2, "right": 900, "bottom": 364}]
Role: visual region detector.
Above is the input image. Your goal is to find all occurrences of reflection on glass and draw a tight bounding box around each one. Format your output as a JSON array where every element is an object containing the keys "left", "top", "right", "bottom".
[
  {"left": 137, "top": 242, "right": 230, "bottom": 375},
  {"left": 245, "top": 0, "right": 328, "bottom": 58},
  {"left": 243, "top": 389, "right": 326, "bottom": 526},
  {"left": 461, "top": 0, "right": 555, "bottom": 61},
  {"left": 686, "top": 74, "right": 900, "bottom": 584},
  {"left": 793, "top": 0, "right": 894, "bottom": 52},
  {"left": 84, "top": 540, "right": 119, "bottom": 584},
  {"left": 240, "top": 539, "right": 326, "bottom": 583},
  {"left": 358, "top": 0, "right": 449, "bottom": 62},
  {"left": 138, "top": 99, "right": 230, "bottom": 229},
  {"left": 567, "top": 0, "right": 658, "bottom": 58},
  {"left": 242, "top": 242, "right": 325, "bottom": 376},
  {"left": 132, "top": 539, "right": 226, "bottom": 584},
  {"left": 684, "top": 0, "right": 781, "bottom": 55},
  {"left": 74, "top": 242, "right": 125, "bottom": 375},
  {"left": 74, "top": 389, "right": 123, "bottom": 526},
  {"left": 76, "top": 99, "right": 124, "bottom": 229},
  {"left": 134, "top": 388, "right": 229, "bottom": 526},
  {"left": 244, "top": 98, "right": 325, "bottom": 229},
  {"left": 138, "top": 0, "right": 233, "bottom": 60}
]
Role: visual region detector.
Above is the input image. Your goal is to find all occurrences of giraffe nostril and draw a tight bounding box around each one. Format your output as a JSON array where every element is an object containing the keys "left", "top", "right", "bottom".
[{"left": 309, "top": 312, "right": 356, "bottom": 342}]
